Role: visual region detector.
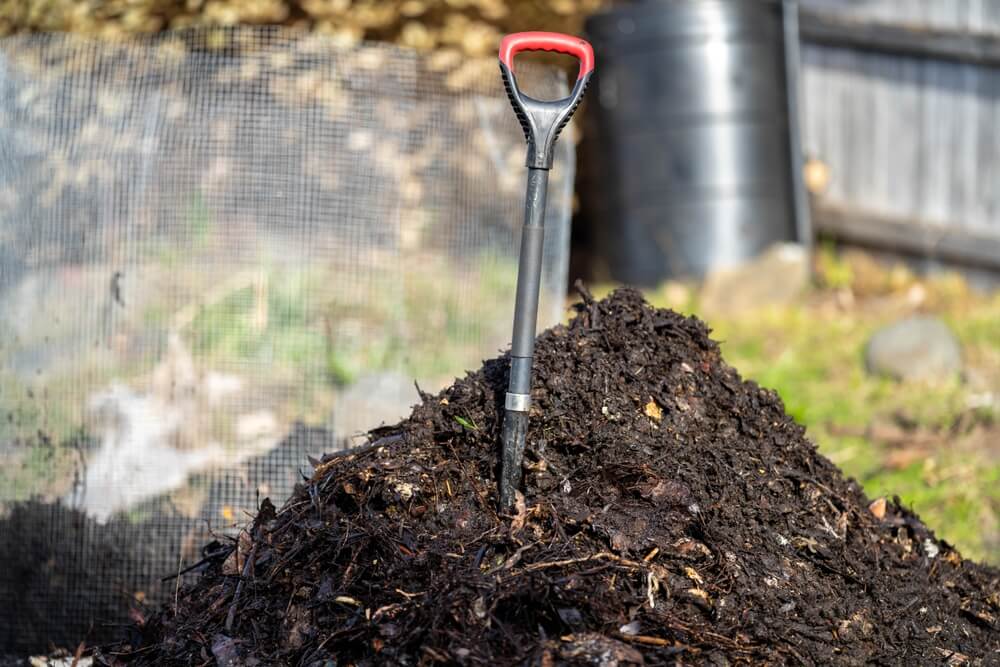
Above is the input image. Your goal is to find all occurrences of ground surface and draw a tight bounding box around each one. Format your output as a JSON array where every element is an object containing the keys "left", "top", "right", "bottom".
[{"left": 98, "top": 288, "right": 999, "bottom": 666}]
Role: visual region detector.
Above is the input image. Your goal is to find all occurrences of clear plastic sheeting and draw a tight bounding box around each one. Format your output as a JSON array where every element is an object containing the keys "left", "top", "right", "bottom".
[{"left": 0, "top": 27, "right": 573, "bottom": 653}]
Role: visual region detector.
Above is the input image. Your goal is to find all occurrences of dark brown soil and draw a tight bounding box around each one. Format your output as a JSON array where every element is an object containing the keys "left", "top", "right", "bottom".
[{"left": 98, "top": 288, "right": 1000, "bottom": 666}]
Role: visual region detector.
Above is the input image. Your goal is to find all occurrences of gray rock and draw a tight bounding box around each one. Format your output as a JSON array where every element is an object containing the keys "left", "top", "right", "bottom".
[{"left": 865, "top": 316, "right": 963, "bottom": 381}]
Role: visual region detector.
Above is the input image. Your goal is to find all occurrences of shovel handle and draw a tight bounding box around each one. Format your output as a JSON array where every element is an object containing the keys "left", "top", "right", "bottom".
[
  {"left": 497, "top": 33, "right": 594, "bottom": 509},
  {"left": 499, "top": 31, "right": 594, "bottom": 169},
  {"left": 499, "top": 32, "right": 595, "bottom": 80}
]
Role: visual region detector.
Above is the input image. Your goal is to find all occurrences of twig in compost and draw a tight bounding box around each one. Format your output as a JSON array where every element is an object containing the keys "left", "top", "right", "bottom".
[
  {"left": 160, "top": 526, "right": 238, "bottom": 583},
  {"left": 520, "top": 551, "right": 650, "bottom": 574},
  {"left": 616, "top": 633, "right": 671, "bottom": 647},
  {"left": 71, "top": 641, "right": 85, "bottom": 667},
  {"left": 522, "top": 552, "right": 610, "bottom": 572},
  {"left": 174, "top": 546, "right": 183, "bottom": 615},
  {"left": 224, "top": 535, "right": 258, "bottom": 633},
  {"left": 309, "top": 433, "right": 404, "bottom": 480}
]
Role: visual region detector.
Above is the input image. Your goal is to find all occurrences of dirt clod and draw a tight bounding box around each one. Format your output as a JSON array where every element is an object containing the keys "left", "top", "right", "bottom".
[{"left": 99, "top": 288, "right": 1000, "bottom": 665}]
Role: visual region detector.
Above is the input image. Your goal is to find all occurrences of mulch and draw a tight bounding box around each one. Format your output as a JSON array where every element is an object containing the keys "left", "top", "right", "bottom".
[{"left": 97, "top": 287, "right": 1000, "bottom": 666}]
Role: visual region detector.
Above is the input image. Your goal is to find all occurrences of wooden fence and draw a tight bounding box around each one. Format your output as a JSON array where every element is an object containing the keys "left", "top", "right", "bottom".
[{"left": 797, "top": 0, "right": 1000, "bottom": 271}]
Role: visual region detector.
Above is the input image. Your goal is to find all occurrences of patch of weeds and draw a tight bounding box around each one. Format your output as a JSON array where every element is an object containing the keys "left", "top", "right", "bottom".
[{"left": 814, "top": 239, "right": 854, "bottom": 289}]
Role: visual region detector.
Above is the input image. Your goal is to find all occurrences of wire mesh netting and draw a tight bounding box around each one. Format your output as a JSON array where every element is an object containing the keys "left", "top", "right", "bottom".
[{"left": 0, "top": 27, "right": 574, "bottom": 654}]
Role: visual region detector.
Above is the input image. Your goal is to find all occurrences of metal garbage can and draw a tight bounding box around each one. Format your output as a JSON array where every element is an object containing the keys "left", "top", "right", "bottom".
[{"left": 582, "top": 0, "right": 807, "bottom": 285}]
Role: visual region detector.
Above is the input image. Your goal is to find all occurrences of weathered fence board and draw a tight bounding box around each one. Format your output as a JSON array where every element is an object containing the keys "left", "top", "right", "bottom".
[
  {"left": 798, "top": 0, "right": 1000, "bottom": 249},
  {"left": 802, "top": 0, "right": 1000, "bottom": 34}
]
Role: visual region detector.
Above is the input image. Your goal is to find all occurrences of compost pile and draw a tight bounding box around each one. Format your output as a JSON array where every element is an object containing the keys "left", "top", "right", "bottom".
[{"left": 100, "top": 289, "right": 999, "bottom": 666}]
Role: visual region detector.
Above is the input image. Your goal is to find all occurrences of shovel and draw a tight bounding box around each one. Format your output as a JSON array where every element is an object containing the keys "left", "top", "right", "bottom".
[{"left": 498, "top": 32, "right": 594, "bottom": 509}]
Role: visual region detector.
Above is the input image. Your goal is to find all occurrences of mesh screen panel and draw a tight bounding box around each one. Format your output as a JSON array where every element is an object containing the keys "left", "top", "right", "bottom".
[{"left": 0, "top": 27, "right": 573, "bottom": 653}]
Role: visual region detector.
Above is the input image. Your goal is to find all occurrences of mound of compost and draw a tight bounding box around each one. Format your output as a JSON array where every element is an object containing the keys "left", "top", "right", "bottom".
[{"left": 100, "top": 288, "right": 999, "bottom": 666}]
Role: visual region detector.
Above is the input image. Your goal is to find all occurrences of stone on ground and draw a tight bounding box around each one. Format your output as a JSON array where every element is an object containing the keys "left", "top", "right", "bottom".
[{"left": 865, "top": 316, "right": 963, "bottom": 381}]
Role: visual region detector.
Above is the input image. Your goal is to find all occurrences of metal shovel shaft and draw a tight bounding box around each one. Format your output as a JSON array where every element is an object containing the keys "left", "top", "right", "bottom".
[
  {"left": 497, "top": 31, "right": 593, "bottom": 509},
  {"left": 500, "top": 167, "right": 549, "bottom": 509}
]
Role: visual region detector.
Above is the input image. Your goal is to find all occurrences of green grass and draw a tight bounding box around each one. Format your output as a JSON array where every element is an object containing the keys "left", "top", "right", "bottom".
[{"left": 180, "top": 254, "right": 517, "bottom": 415}]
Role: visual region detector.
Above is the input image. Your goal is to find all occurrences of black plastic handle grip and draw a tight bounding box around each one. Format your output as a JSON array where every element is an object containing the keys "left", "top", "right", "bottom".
[{"left": 499, "top": 31, "right": 594, "bottom": 169}]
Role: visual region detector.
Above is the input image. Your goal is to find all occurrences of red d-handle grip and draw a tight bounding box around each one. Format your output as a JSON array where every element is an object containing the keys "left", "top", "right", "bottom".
[{"left": 499, "top": 32, "right": 595, "bottom": 80}]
